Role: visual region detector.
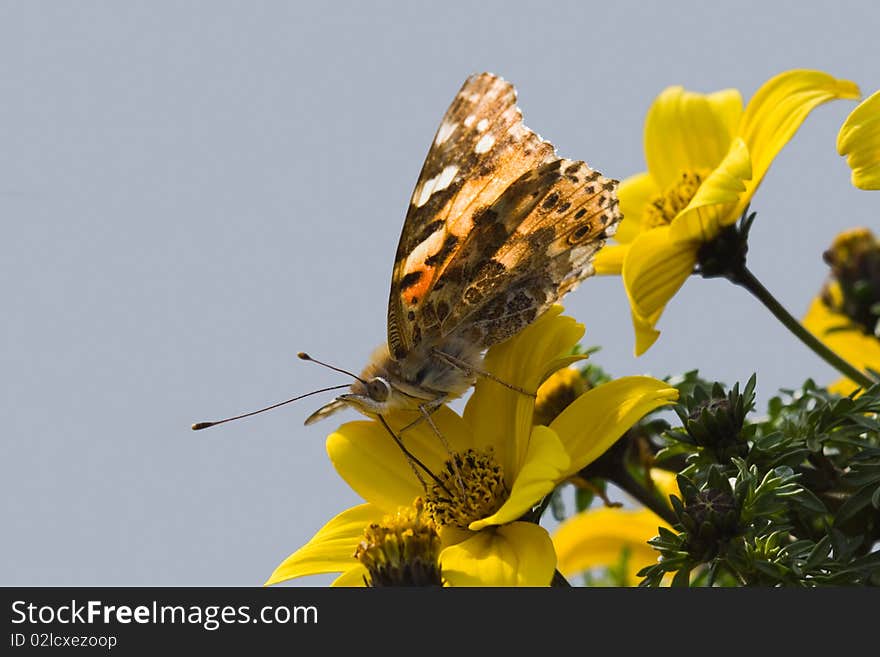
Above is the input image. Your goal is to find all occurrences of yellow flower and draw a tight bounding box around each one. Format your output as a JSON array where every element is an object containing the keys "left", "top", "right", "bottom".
[
  {"left": 595, "top": 70, "right": 860, "bottom": 356},
  {"left": 837, "top": 89, "right": 880, "bottom": 190},
  {"left": 803, "top": 228, "right": 880, "bottom": 394},
  {"left": 266, "top": 306, "right": 678, "bottom": 586},
  {"left": 552, "top": 469, "right": 678, "bottom": 585}
]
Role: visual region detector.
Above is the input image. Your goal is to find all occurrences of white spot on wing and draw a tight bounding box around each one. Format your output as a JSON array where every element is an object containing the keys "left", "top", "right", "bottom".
[
  {"left": 435, "top": 121, "right": 457, "bottom": 145},
  {"left": 406, "top": 227, "right": 445, "bottom": 268},
  {"left": 412, "top": 165, "right": 459, "bottom": 208},
  {"left": 413, "top": 181, "right": 434, "bottom": 208},
  {"left": 434, "top": 165, "right": 458, "bottom": 192},
  {"left": 463, "top": 115, "right": 476, "bottom": 128},
  {"left": 476, "top": 118, "right": 489, "bottom": 132},
  {"left": 474, "top": 134, "right": 495, "bottom": 154}
]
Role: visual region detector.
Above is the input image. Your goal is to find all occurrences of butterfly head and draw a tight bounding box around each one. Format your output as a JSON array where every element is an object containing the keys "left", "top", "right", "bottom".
[{"left": 303, "top": 346, "right": 417, "bottom": 425}]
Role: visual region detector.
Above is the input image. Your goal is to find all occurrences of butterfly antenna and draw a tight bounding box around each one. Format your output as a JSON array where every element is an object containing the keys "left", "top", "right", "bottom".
[
  {"left": 192, "top": 384, "right": 351, "bottom": 431},
  {"left": 297, "top": 352, "right": 368, "bottom": 384}
]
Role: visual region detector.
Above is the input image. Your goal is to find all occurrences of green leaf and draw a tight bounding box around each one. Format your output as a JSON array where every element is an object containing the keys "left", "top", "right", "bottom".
[
  {"left": 803, "top": 535, "right": 833, "bottom": 572},
  {"left": 752, "top": 560, "right": 785, "bottom": 579},
  {"left": 574, "top": 485, "right": 596, "bottom": 513},
  {"left": 791, "top": 488, "right": 828, "bottom": 514},
  {"left": 671, "top": 566, "right": 692, "bottom": 587},
  {"left": 835, "top": 483, "right": 880, "bottom": 525},
  {"left": 549, "top": 487, "right": 567, "bottom": 522}
]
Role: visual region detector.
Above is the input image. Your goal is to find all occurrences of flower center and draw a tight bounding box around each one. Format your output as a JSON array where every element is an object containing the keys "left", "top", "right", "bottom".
[
  {"left": 424, "top": 448, "right": 507, "bottom": 529},
  {"left": 821, "top": 227, "right": 880, "bottom": 336},
  {"left": 354, "top": 499, "right": 443, "bottom": 587},
  {"left": 643, "top": 170, "right": 706, "bottom": 229}
]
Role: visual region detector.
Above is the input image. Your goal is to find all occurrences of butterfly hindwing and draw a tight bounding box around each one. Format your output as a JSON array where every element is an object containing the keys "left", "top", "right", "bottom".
[
  {"left": 387, "top": 73, "right": 556, "bottom": 360},
  {"left": 431, "top": 158, "right": 621, "bottom": 349}
]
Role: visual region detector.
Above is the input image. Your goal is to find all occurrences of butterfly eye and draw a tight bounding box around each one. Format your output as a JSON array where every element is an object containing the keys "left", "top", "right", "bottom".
[{"left": 367, "top": 377, "right": 391, "bottom": 402}]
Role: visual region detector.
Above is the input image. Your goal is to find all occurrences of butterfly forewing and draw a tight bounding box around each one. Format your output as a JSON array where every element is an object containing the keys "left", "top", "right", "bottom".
[{"left": 387, "top": 73, "right": 557, "bottom": 360}]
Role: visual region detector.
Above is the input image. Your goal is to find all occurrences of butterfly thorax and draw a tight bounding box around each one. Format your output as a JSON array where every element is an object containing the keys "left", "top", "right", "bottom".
[{"left": 353, "top": 338, "right": 482, "bottom": 413}]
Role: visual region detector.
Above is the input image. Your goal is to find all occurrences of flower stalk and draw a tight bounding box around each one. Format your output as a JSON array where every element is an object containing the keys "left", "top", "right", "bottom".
[{"left": 729, "top": 264, "right": 876, "bottom": 389}]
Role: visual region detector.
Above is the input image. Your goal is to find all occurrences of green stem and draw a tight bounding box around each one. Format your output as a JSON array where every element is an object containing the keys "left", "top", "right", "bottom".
[
  {"left": 730, "top": 265, "right": 876, "bottom": 390},
  {"left": 609, "top": 467, "right": 678, "bottom": 527},
  {"left": 523, "top": 493, "right": 554, "bottom": 525}
]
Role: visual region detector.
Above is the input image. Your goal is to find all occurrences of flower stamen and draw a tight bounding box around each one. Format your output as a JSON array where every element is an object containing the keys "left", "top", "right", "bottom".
[
  {"left": 355, "top": 499, "right": 443, "bottom": 587},
  {"left": 424, "top": 448, "right": 507, "bottom": 529},
  {"left": 643, "top": 170, "right": 706, "bottom": 229},
  {"left": 821, "top": 228, "right": 880, "bottom": 336}
]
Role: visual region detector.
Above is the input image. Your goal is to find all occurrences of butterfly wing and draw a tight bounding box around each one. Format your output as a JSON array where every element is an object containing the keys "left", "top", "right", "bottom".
[
  {"left": 389, "top": 73, "right": 620, "bottom": 358},
  {"left": 387, "top": 73, "right": 556, "bottom": 360},
  {"left": 436, "top": 157, "right": 621, "bottom": 348}
]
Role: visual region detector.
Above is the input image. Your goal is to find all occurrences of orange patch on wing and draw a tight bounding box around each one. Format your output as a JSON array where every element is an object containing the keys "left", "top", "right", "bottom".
[{"left": 403, "top": 267, "right": 434, "bottom": 305}]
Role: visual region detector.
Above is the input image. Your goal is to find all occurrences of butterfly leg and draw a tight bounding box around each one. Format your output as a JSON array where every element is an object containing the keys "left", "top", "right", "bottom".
[
  {"left": 376, "top": 415, "right": 453, "bottom": 497},
  {"left": 419, "top": 400, "right": 468, "bottom": 494},
  {"left": 396, "top": 404, "right": 439, "bottom": 435},
  {"left": 394, "top": 399, "right": 467, "bottom": 494},
  {"left": 430, "top": 348, "right": 537, "bottom": 398},
  {"left": 396, "top": 398, "right": 467, "bottom": 494}
]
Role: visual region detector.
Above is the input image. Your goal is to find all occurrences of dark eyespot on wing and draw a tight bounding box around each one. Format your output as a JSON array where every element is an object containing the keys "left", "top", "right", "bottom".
[{"left": 541, "top": 192, "right": 560, "bottom": 209}]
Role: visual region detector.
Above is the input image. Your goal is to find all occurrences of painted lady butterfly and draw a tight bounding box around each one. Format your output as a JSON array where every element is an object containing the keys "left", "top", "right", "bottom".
[{"left": 305, "top": 72, "right": 621, "bottom": 425}]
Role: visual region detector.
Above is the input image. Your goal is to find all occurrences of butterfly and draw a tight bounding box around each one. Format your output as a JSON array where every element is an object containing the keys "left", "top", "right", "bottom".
[{"left": 305, "top": 72, "right": 621, "bottom": 426}]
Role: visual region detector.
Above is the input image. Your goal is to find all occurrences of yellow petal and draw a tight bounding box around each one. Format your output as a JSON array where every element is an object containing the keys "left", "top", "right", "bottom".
[
  {"left": 553, "top": 507, "right": 668, "bottom": 584},
  {"left": 621, "top": 226, "right": 699, "bottom": 355},
  {"left": 594, "top": 243, "right": 629, "bottom": 275},
  {"left": 837, "top": 89, "right": 880, "bottom": 190},
  {"left": 464, "top": 305, "right": 584, "bottom": 478},
  {"left": 802, "top": 291, "right": 880, "bottom": 390},
  {"left": 440, "top": 521, "right": 556, "bottom": 586},
  {"left": 331, "top": 567, "right": 368, "bottom": 587},
  {"left": 829, "top": 377, "right": 861, "bottom": 397},
  {"left": 738, "top": 69, "right": 860, "bottom": 211},
  {"left": 644, "top": 86, "right": 738, "bottom": 189},
  {"left": 707, "top": 88, "right": 745, "bottom": 140},
  {"left": 632, "top": 310, "right": 662, "bottom": 358},
  {"left": 264, "top": 503, "right": 383, "bottom": 585},
  {"left": 668, "top": 138, "right": 753, "bottom": 243},
  {"left": 549, "top": 376, "right": 679, "bottom": 475},
  {"left": 614, "top": 172, "right": 661, "bottom": 244},
  {"left": 649, "top": 468, "right": 681, "bottom": 502},
  {"left": 327, "top": 410, "right": 470, "bottom": 513},
  {"left": 468, "top": 426, "right": 570, "bottom": 531}
]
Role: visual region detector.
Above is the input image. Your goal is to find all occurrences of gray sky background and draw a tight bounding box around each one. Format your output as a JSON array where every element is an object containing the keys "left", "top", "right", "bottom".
[{"left": 2, "top": 2, "right": 878, "bottom": 586}]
